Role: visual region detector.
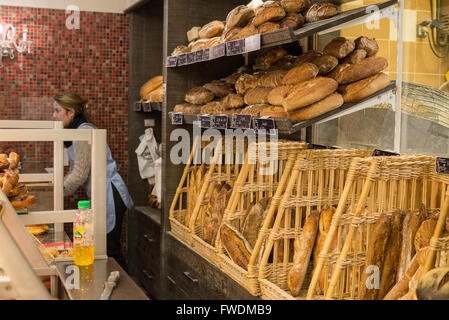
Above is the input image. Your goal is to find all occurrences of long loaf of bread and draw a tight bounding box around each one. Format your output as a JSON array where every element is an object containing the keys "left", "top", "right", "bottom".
[
  {"left": 383, "top": 253, "right": 419, "bottom": 300},
  {"left": 287, "top": 210, "right": 320, "bottom": 297},
  {"left": 358, "top": 214, "right": 391, "bottom": 300}
]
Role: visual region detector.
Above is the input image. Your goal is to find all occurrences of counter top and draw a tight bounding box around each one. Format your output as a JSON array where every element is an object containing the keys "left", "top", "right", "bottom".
[{"left": 56, "top": 258, "right": 149, "bottom": 300}]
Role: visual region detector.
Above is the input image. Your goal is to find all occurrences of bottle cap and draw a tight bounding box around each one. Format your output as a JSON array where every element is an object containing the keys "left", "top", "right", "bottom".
[{"left": 78, "top": 201, "right": 91, "bottom": 209}]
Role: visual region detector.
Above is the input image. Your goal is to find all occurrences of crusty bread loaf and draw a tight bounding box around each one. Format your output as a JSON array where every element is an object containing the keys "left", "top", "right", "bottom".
[
  {"left": 281, "top": 0, "right": 311, "bottom": 13},
  {"left": 288, "top": 92, "right": 343, "bottom": 122},
  {"left": 199, "top": 20, "right": 225, "bottom": 39},
  {"left": 203, "top": 80, "right": 234, "bottom": 98},
  {"left": 174, "top": 103, "right": 199, "bottom": 113},
  {"left": 282, "top": 77, "right": 338, "bottom": 111},
  {"left": 147, "top": 86, "right": 163, "bottom": 102},
  {"left": 199, "top": 101, "right": 222, "bottom": 114},
  {"left": 253, "top": 1, "right": 286, "bottom": 27},
  {"left": 270, "top": 54, "right": 297, "bottom": 71},
  {"left": 206, "top": 37, "right": 221, "bottom": 48},
  {"left": 235, "top": 73, "right": 260, "bottom": 95},
  {"left": 416, "top": 266, "right": 449, "bottom": 300},
  {"left": 230, "top": 24, "right": 259, "bottom": 41},
  {"left": 221, "top": 93, "right": 245, "bottom": 109},
  {"left": 221, "top": 223, "right": 253, "bottom": 271},
  {"left": 294, "top": 50, "right": 323, "bottom": 66},
  {"left": 203, "top": 184, "right": 231, "bottom": 246},
  {"left": 244, "top": 86, "right": 273, "bottom": 105},
  {"left": 258, "top": 21, "right": 280, "bottom": 34},
  {"left": 287, "top": 210, "right": 320, "bottom": 297},
  {"left": 241, "top": 104, "right": 270, "bottom": 117},
  {"left": 331, "top": 56, "right": 388, "bottom": 84},
  {"left": 280, "top": 12, "right": 305, "bottom": 29},
  {"left": 226, "top": 5, "right": 255, "bottom": 30},
  {"left": 414, "top": 218, "right": 438, "bottom": 253},
  {"left": 258, "top": 70, "right": 288, "bottom": 87},
  {"left": 355, "top": 36, "right": 379, "bottom": 57},
  {"left": 190, "top": 39, "right": 209, "bottom": 52},
  {"left": 259, "top": 105, "right": 289, "bottom": 118},
  {"left": 281, "top": 62, "right": 319, "bottom": 85},
  {"left": 341, "top": 49, "right": 367, "bottom": 65},
  {"left": 358, "top": 214, "right": 391, "bottom": 300},
  {"left": 185, "top": 87, "right": 215, "bottom": 105},
  {"left": 323, "top": 37, "right": 355, "bottom": 59},
  {"left": 171, "top": 45, "right": 191, "bottom": 56},
  {"left": 305, "top": 2, "right": 338, "bottom": 23},
  {"left": 267, "top": 85, "right": 293, "bottom": 105},
  {"left": 221, "top": 27, "right": 242, "bottom": 42},
  {"left": 242, "top": 198, "right": 270, "bottom": 249},
  {"left": 187, "top": 26, "right": 201, "bottom": 43},
  {"left": 378, "top": 210, "right": 404, "bottom": 299},
  {"left": 341, "top": 72, "right": 390, "bottom": 103},
  {"left": 140, "top": 76, "right": 163, "bottom": 100},
  {"left": 384, "top": 252, "right": 420, "bottom": 300},
  {"left": 310, "top": 54, "right": 339, "bottom": 75},
  {"left": 254, "top": 47, "right": 288, "bottom": 71}
]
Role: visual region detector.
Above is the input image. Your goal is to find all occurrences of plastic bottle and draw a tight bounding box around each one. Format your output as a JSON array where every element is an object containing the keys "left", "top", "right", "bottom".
[{"left": 73, "top": 200, "right": 95, "bottom": 266}]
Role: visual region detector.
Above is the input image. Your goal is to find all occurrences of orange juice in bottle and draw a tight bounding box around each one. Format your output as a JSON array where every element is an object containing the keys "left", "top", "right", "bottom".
[{"left": 73, "top": 201, "right": 95, "bottom": 266}]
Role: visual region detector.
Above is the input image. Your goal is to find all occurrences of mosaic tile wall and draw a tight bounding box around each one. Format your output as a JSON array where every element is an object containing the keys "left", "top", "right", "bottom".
[{"left": 0, "top": 5, "right": 130, "bottom": 210}]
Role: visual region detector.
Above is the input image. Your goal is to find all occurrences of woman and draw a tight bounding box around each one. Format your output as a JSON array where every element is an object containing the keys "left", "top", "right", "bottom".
[{"left": 52, "top": 92, "right": 133, "bottom": 270}]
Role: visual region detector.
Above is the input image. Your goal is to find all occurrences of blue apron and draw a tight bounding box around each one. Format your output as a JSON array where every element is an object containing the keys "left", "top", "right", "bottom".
[{"left": 67, "top": 122, "right": 134, "bottom": 233}]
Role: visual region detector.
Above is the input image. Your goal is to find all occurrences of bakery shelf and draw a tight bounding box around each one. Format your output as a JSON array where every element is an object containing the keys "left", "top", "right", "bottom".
[
  {"left": 167, "top": 0, "right": 398, "bottom": 68},
  {"left": 168, "top": 81, "right": 396, "bottom": 135},
  {"left": 134, "top": 101, "right": 162, "bottom": 112}
]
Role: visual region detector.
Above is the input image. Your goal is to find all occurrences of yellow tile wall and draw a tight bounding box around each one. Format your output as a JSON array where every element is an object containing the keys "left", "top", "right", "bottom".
[{"left": 339, "top": 0, "right": 449, "bottom": 91}]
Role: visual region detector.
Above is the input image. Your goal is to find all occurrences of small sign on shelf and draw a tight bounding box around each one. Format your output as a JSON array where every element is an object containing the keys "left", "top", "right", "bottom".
[
  {"left": 372, "top": 149, "right": 400, "bottom": 157},
  {"left": 436, "top": 157, "right": 449, "bottom": 174},
  {"left": 142, "top": 102, "right": 152, "bottom": 112},
  {"left": 187, "top": 52, "right": 196, "bottom": 64},
  {"left": 253, "top": 116, "right": 276, "bottom": 132},
  {"left": 211, "top": 114, "right": 228, "bottom": 130},
  {"left": 166, "top": 56, "right": 178, "bottom": 68},
  {"left": 134, "top": 102, "right": 142, "bottom": 112},
  {"left": 177, "top": 53, "right": 188, "bottom": 66},
  {"left": 171, "top": 112, "right": 183, "bottom": 125},
  {"left": 210, "top": 43, "right": 226, "bottom": 60},
  {"left": 198, "top": 114, "right": 211, "bottom": 128},
  {"left": 226, "top": 39, "right": 245, "bottom": 56},
  {"left": 230, "top": 114, "right": 252, "bottom": 130},
  {"left": 307, "top": 144, "right": 338, "bottom": 150}
]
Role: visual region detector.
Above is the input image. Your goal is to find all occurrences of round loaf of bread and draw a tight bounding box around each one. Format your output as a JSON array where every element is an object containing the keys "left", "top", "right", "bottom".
[
  {"left": 185, "top": 87, "right": 215, "bottom": 105},
  {"left": 140, "top": 76, "right": 163, "bottom": 100},
  {"left": 258, "top": 21, "right": 281, "bottom": 34},
  {"left": 242, "top": 104, "right": 271, "bottom": 117},
  {"left": 355, "top": 36, "right": 379, "bottom": 57},
  {"left": 229, "top": 24, "right": 259, "bottom": 41},
  {"left": 226, "top": 5, "right": 255, "bottom": 30},
  {"left": 282, "top": 77, "right": 338, "bottom": 111},
  {"left": 260, "top": 105, "right": 288, "bottom": 118},
  {"left": 281, "top": 0, "right": 311, "bottom": 13},
  {"left": 341, "top": 72, "right": 390, "bottom": 103},
  {"left": 171, "top": 45, "right": 190, "bottom": 56},
  {"left": 305, "top": 2, "right": 338, "bottom": 23},
  {"left": 280, "top": 12, "right": 305, "bottom": 29},
  {"left": 203, "top": 81, "right": 234, "bottom": 98},
  {"left": 235, "top": 74, "right": 260, "bottom": 95},
  {"left": 267, "top": 85, "right": 293, "bottom": 105},
  {"left": 416, "top": 266, "right": 449, "bottom": 300},
  {"left": 190, "top": 39, "right": 209, "bottom": 52},
  {"left": 253, "top": 1, "right": 286, "bottom": 27},
  {"left": 221, "top": 27, "right": 242, "bottom": 43},
  {"left": 281, "top": 62, "right": 319, "bottom": 85},
  {"left": 288, "top": 92, "right": 343, "bottom": 122},
  {"left": 199, "top": 20, "right": 225, "bottom": 39},
  {"left": 200, "top": 101, "right": 224, "bottom": 114},
  {"left": 323, "top": 37, "right": 355, "bottom": 59},
  {"left": 173, "top": 103, "right": 197, "bottom": 113},
  {"left": 254, "top": 47, "right": 288, "bottom": 71}
]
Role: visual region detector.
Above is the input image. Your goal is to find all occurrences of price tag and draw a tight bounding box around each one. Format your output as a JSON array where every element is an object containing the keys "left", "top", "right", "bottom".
[
  {"left": 166, "top": 56, "right": 178, "bottom": 67},
  {"left": 134, "top": 102, "right": 142, "bottom": 111},
  {"left": 244, "top": 34, "right": 261, "bottom": 53},
  {"left": 187, "top": 52, "right": 196, "bottom": 64},
  {"left": 253, "top": 117, "right": 276, "bottom": 132},
  {"left": 177, "top": 53, "right": 187, "bottom": 66},
  {"left": 210, "top": 43, "right": 226, "bottom": 60},
  {"left": 436, "top": 157, "right": 449, "bottom": 174},
  {"left": 202, "top": 48, "right": 210, "bottom": 61},
  {"left": 226, "top": 39, "right": 245, "bottom": 56},
  {"left": 231, "top": 114, "right": 252, "bottom": 129},
  {"left": 198, "top": 114, "right": 211, "bottom": 128},
  {"left": 151, "top": 102, "right": 162, "bottom": 111},
  {"left": 307, "top": 144, "right": 338, "bottom": 150},
  {"left": 211, "top": 114, "right": 228, "bottom": 129},
  {"left": 194, "top": 49, "right": 204, "bottom": 62},
  {"left": 372, "top": 149, "right": 400, "bottom": 157},
  {"left": 171, "top": 112, "right": 183, "bottom": 125},
  {"left": 142, "top": 102, "right": 152, "bottom": 112}
]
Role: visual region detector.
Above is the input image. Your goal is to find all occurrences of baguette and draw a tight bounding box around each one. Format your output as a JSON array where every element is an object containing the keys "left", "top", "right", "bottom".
[
  {"left": 220, "top": 223, "right": 253, "bottom": 271},
  {"left": 341, "top": 72, "right": 390, "bottom": 103},
  {"left": 358, "top": 214, "right": 391, "bottom": 300},
  {"left": 267, "top": 85, "right": 293, "bottom": 105},
  {"left": 287, "top": 210, "right": 320, "bottom": 297},
  {"left": 288, "top": 92, "right": 343, "bottom": 122},
  {"left": 244, "top": 86, "right": 273, "bottom": 105},
  {"left": 259, "top": 105, "right": 289, "bottom": 118},
  {"left": 331, "top": 56, "right": 388, "bottom": 84},
  {"left": 323, "top": 37, "right": 355, "bottom": 59},
  {"left": 384, "top": 253, "right": 420, "bottom": 300},
  {"left": 281, "top": 62, "right": 319, "bottom": 85},
  {"left": 282, "top": 77, "right": 338, "bottom": 112},
  {"left": 258, "top": 70, "right": 288, "bottom": 88}
]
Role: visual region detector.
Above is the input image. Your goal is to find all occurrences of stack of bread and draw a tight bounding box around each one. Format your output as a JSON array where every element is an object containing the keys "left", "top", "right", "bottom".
[
  {"left": 171, "top": 0, "right": 339, "bottom": 56},
  {"left": 140, "top": 75, "right": 163, "bottom": 102},
  {"left": 285, "top": 204, "right": 448, "bottom": 300},
  {"left": 173, "top": 35, "right": 391, "bottom": 123}
]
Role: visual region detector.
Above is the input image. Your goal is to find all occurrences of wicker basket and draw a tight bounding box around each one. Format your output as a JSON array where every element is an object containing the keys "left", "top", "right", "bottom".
[
  {"left": 216, "top": 140, "right": 308, "bottom": 296},
  {"left": 257, "top": 149, "right": 372, "bottom": 300},
  {"left": 306, "top": 154, "right": 437, "bottom": 300}
]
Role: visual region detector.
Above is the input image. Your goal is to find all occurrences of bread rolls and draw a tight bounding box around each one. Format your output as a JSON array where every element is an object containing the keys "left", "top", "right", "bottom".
[
  {"left": 282, "top": 77, "right": 338, "bottom": 111},
  {"left": 10, "top": 195, "right": 36, "bottom": 210}
]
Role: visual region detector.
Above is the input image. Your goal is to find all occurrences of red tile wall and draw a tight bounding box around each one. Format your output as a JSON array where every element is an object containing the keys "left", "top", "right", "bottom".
[{"left": 0, "top": 6, "right": 130, "bottom": 210}]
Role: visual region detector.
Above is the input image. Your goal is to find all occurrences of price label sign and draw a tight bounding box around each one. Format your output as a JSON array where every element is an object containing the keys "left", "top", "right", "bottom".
[
  {"left": 198, "top": 115, "right": 211, "bottom": 128},
  {"left": 372, "top": 149, "right": 400, "bottom": 157},
  {"left": 142, "top": 102, "right": 152, "bottom": 112},
  {"left": 231, "top": 114, "right": 252, "bottom": 129},
  {"left": 210, "top": 43, "right": 226, "bottom": 60},
  {"left": 171, "top": 112, "right": 183, "bottom": 125},
  {"left": 202, "top": 48, "right": 210, "bottom": 61},
  {"left": 436, "top": 157, "right": 449, "bottom": 174},
  {"left": 226, "top": 39, "right": 245, "bottom": 56},
  {"left": 211, "top": 114, "right": 228, "bottom": 129},
  {"left": 253, "top": 117, "right": 276, "bottom": 132},
  {"left": 244, "top": 34, "right": 261, "bottom": 53},
  {"left": 307, "top": 144, "right": 338, "bottom": 150},
  {"left": 166, "top": 56, "right": 178, "bottom": 68},
  {"left": 194, "top": 49, "right": 204, "bottom": 63},
  {"left": 134, "top": 102, "right": 142, "bottom": 112},
  {"left": 151, "top": 102, "right": 162, "bottom": 111},
  {"left": 177, "top": 53, "right": 188, "bottom": 66},
  {"left": 187, "top": 52, "right": 196, "bottom": 64}
]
